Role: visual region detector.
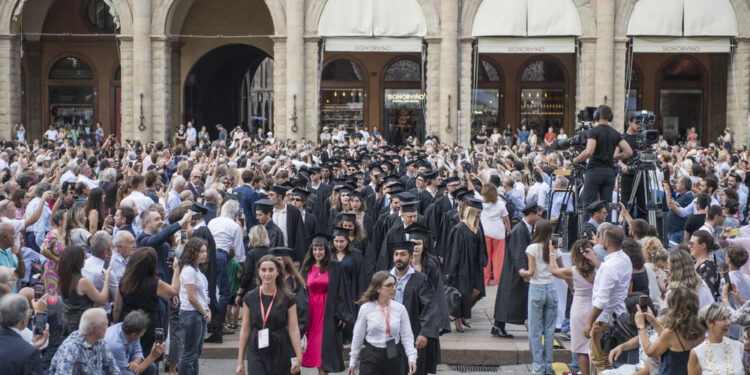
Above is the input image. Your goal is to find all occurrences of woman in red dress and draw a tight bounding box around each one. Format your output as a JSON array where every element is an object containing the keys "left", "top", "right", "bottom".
[{"left": 301, "top": 233, "right": 354, "bottom": 375}]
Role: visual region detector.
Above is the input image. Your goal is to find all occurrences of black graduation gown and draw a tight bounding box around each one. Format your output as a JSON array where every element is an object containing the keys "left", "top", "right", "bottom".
[
  {"left": 335, "top": 249, "right": 368, "bottom": 306},
  {"left": 371, "top": 211, "right": 397, "bottom": 260},
  {"left": 426, "top": 195, "right": 453, "bottom": 237},
  {"left": 418, "top": 254, "right": 451, "bottom": 333},
  {"left": 399, "top": 271, "right": 441, "bottom": 375},
  {"left": 301, "top": 211, "right": 318, "bottom": 251},
  {"left": 302, "top": 262, "right": 354, "bottom": 373},
  {"left": 493, "top": 220, "right": 531, "bottom": 324},
  {"left": 444, "top": 222, "right": 487, "bottom": 319},
  {"left": 265, "top": 222, "right": 285, "bottom": 248},
  {"left": 353, "top": 240, "right": 377, "bottom": 279},
  {"left": 243, "top": 289, "right": 297, "bottom": 375},
  {"left": 284, "top": 204, "right": 307, "bottom": 263},
  {"left": 435, "top": 211, "right": 458, "bottom": 261},
  {"left": 287, "top": 278, "right": 309, "bottom": 336},
  {"left": 378, "top": 225, "right": 406, "bottom": 271},
  {"left": 240, "top": 246, "right": 269, "bottom": 293}
]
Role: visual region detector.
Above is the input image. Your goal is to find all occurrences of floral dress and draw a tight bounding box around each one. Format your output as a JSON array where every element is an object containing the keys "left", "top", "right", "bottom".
[
  {"left": 41, "top": 231, "right": 64, "bottom": 296},
  {"left": 696, "top": 259, "right": 720, "bottom": 300}
]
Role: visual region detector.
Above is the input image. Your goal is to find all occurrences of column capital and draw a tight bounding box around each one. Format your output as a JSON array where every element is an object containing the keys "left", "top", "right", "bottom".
[
  {"left": 269, "top": 35, "right": 287, "bottom": 42},
  {"left": 460, "top": 36, "right": 476, "bottom": 43},
  {"left": 304, "top": 35, "right": 321, "bottom": 42},
  {"left": 424, "top": 37, "right": 442, "bottom": 44},
  {"left": 578, "top": 36, "right": 597, "bottom": 43},
  {"left": 614, "top": 37, "right": 630, "bottom": 44}
]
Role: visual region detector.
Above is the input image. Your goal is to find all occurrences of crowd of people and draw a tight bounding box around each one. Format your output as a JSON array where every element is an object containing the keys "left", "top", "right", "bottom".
[{"left": 0, "top": 108, "right": 749, "bottom": 375}]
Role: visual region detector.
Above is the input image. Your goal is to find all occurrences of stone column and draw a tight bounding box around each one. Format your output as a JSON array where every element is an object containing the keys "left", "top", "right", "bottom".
[
  {"left": 118, "top": 37, "right": 133, "bottom": 141},
  {"left": 727, "top": 38, "right": 750, "bottom": 147},
  {"left": 0, "top": 35, "right": 22, "bottom": 138},
  {"left": 170, "top": 40, "right": 184, "bottom": 135},
  {"left": 271, "top": 37, "right": 287, "bottom": 140},
  {"left": 132, "top": 0, "right": 152, "bottom": 140},
  {"left": 151, "top": 37, "right": 172, "bottom": 142},
  {"left": 576, "top": 37, "right": 597, "bottom": 115},
  {"left": 424, "top": 38, "right": 441, "bottom": 139},
  {"left": 594, "top": 0, "right": 614, "bottom": 106},
  {"left": 303, "top": 36, "right": 320, "bottom": 140},
  {"left": 25, "top": 41, "right": 42, "bottom": 139},
  {"left": 612, "top": 38, "right": 629, "bottom": 129},
  {"left": 458, "top": 39, "right": 474, "bottom": 146},
  {"left": 439, "top": 0, "right": 458, "bottom": 145},
  {"left": 286, "top": 0, "right": 304, "bottom": 141}
]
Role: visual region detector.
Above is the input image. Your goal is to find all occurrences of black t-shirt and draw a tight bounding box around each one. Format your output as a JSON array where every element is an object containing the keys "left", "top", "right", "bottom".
[
  {"left": 685, "top": 213, "right": 706, "bottom": 236},
  {"left": 621, "top": 132, "right": 639, "bottom": 175},
  {"left": 504, "top": 129, "right": 513, "bottom": 137},
  {"left": 586, "top": 124, "right": 623, "bottom": 169},
  {"left": 475, "top": 131, "right": 488, "bottom": 141}
]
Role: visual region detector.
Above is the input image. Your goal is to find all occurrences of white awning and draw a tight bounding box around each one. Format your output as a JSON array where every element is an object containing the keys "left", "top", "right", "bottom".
[
  {"left": 477, "top": 37, "right": 576, "bottom": 54},
  {"left": 627, "top": 0, "right": 737, "bottom": 37},
  {"left": 632, "top": 37, "right": 731, "bottom": 53},
  {"left": 472, "top": 0, "right": 581, "bottom": 37},
  {"left": 324, "top": 37, "right": 424, "bottom": 53},
  {"left": 318, "top": 0, "right": 427, "bottom": 37}
]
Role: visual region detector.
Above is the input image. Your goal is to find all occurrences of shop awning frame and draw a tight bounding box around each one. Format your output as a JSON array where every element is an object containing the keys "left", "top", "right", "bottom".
[
  {"left": 631, "top": 37, "right": 732, "bottom": 54},
  {"left": 323, "top": 37, "right": 424, "bottom": 53},
  {"left": 476, "top": 37, "right": 577, "bottom": 54}
]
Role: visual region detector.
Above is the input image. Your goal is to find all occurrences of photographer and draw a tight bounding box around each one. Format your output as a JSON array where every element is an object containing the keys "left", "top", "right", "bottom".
[
  {"left": 573, "top": 105, "right": 633, "bottom": 211},
  {"left": 618, "top": 112, "right": 647, "bottom": 220}
]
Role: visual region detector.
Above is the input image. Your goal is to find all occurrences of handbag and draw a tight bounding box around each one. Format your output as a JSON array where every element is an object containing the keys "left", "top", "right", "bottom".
[
  {"left": 599, "top": 312, "right": 638, "bottom": 352},
  {"left": 443, "top": 275, "right": 462, "bottom": 318}
]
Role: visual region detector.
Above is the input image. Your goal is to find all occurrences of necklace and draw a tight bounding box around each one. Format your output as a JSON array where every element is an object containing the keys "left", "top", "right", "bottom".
[{"left": 702, "top": 337, "right": 735, "bottom": 375}]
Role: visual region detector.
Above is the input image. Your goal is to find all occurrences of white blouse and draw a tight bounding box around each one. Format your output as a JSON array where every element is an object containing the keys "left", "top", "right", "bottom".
[
  {"left": 693, "top": 338, "right": 744, "bottom": 375},
  {"left": 349, "top": 300, "right": 418, "bottom": 367}
]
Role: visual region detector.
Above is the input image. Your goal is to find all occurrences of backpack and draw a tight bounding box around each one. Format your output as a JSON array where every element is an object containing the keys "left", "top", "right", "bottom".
[{"left": 498, "top": 192, "right": 517, "bottom": 221}]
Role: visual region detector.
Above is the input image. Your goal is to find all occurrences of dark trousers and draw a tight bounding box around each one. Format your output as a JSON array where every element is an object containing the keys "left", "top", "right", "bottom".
[
  {"left": 25, "top": 232, "right": 39, "bottom": 252},
  {"left": 582, "top": 167, "right": 616, "bottom": 219},
  {"left": 360, "top": 341, "right": 407, "bottom": 375},
  {"left": 621, "top": 173, "right": 648, "bottom": 220},
  {"left": 212, "top": 250, "right": 231, "bottom": 335}
]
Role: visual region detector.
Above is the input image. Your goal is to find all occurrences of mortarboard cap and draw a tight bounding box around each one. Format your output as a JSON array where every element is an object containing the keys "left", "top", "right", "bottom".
[
  {"left": 521, "top": 201, "right": 540, "bottom": 215},
  {"left": 267, "top": 247, "right": 294, "bottom": 258},
  {"left": 292, "top": 188, "right": 310, "bottom": 199},
  {"left": 189, "top": 202, "right": 208, "bottom": 214},
  {"left": 255, "top": 199, "right": 277, "bottom": 213},
  {"left": 332, "top": 227, "right": 351, "bottom": 239},
  {"left": 586, "top": 200, "right": 608, "bottom": 214},
  {"left": 391, "top": 241, "right": 415, "bottom": 254},
  {"left": 465, "top": 197, "right": 484, "bottom": 210},
  {"left": 404, "top": 223, "right": 431, "bottom": 241},
  {"left": 308, "top": 232, "right": 334, "bottom": 244},
  {"left": 337, "top": 212, "right": 357, "bottom": 223},
  {"left": 400, "top": 200, "right": 419, "bottom": 213},
  {"left": 271, "top": 185, "right": 290, "bottom": 196}
]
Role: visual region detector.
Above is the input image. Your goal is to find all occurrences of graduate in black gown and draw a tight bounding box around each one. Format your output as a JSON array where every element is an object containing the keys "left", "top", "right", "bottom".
[
  {"left": 237, "top": 254, "right": 303, "bottom": 375},
  {"left": 390, "top": 240, "right": 443, "bottom": 375},
  {"left": 237, "top": 224, "right": 271, "bottom": 302},
  {"left": 335, "top": 212, "right": 377, "bottom": 279},
  {"left": 291, "top": 188, "right": 318, "bottom": 251},
  {"left": 444, "top": 197, "right": 487, "bottom": 332},
  {"left": 255, "top": 199, "right": 285, "bottom": 248},
  {"left": 330, "top": 226, "right": 368, "bottom": 305},
  {"left": 434, "top": 188, "right": 471, "bottom": 263},
  {"left": 492, "top": 202, "right": 541, "bottom": 338},
  {"left": 267, "top": 186, "right": 307, "bottom": 263},
  {"left": 378, "top": 200, "right": 420, "bottom": 271},
  {"left": 406, "top": 223, "right": 452, "bottom": 335},
  {"left": 426, "top": 176, "right": 462, "bottom": 239}
]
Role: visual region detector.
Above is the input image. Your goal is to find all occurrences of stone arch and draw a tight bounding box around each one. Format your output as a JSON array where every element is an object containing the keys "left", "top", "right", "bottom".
[
  {"left": 305, "top": 0, "right": 440, "bottom": 36},
  {"left": 461, "top": 0, "right": 596, "bottom": 37},
  {"left": 155, "top": 0, "right": 285, "bottom": 36},
  {"left": 1, "top": 0, "right": 132, "bottom": 35},
  {"left": 615, "top": 0, "right": 750, "bottom": 38}
]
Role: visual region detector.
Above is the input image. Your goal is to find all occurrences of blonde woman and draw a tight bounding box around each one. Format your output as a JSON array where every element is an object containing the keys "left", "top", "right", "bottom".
[
  {"left": 688, "top": 303, "right": 744, "bottom": 375},
  {"left": 445, "top": 198, "right": 487, "bottom": 332},
  {"left": 641, "top": 236, "right": 668, "bottom": 303},
  {"left": 236, "top": 225, "right": 270, "bottom": 302},
  {"left": 666, "top": 249, "right": 714, "bottom": 307}
]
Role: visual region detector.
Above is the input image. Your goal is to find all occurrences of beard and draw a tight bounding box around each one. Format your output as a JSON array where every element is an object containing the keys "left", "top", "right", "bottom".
[{"left": 395, "top": 260, "right": 408, "bottom": 271}]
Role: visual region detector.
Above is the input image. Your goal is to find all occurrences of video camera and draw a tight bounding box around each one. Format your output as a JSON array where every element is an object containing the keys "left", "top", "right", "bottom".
[
  {"left": 627, "top": 110, "right": 660, "bottom": 166},
  {"left": 553, "top": 107, "right": 596, "bottom": 151}
]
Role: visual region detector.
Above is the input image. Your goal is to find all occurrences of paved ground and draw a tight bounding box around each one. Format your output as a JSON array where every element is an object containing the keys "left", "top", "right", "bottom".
[{"left": 199, "top": 286, "right": 575, "bottom": 374}]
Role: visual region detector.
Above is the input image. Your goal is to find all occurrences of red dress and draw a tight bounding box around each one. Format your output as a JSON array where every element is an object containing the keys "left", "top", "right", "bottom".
[{"left": 302, "top": 266, "right": 329, "bottom": 367}]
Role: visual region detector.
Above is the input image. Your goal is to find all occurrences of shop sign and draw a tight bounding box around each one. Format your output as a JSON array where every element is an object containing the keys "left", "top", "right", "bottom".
[
  {"left": 386, "top": 92, "right": 426, "bottom": 103},
  {"left": 632, "top": 37, "right": 730, "bottom": 53},
  {"left": 477, "top": 37, "right": 576, "bottom": 54},
  {"left": 326, "top": 37, "right": 423, "bottom": 53}
]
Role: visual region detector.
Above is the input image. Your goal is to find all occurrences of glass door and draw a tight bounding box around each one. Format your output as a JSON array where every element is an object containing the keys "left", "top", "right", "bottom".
[
  {"left": 384, "top": 88, "right": 425, "bottom": 146},
  {"left": 659, "top": 89, "right": 703, "bottom": 144}
]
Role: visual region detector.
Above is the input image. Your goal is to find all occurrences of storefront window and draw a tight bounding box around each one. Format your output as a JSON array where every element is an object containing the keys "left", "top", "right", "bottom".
[
  {"left": 49, "top": 86, "right": 95, "bottom": 136},
  {"left": 49, "top": 57, "right": 94, "bottom": 80},
  {"left": 322, "top": 59, "right": 364, "bottom": 81},
  {"left": 472, "top": 60, "right": 501, "bottom": 139},
  {"left": 521, "top": 59, "right": 565, "bottom": 82},
  {"left": 384, "top": 60, "right": 421, "bottom": 82},
  {"left": 660, "top": 89, "right": 703, "bottom": 144},
  {"left": 320, "top": 88, "right": 364, "bottom": 131},
  {"left": 384, "top": 89, "right": 425, "bottom": 145},
  {"left": 661, "top": 57, "right": 703, "bottom": 81},
  {"left": 519, "top": 58, "right": 566, "bottom": 138}
]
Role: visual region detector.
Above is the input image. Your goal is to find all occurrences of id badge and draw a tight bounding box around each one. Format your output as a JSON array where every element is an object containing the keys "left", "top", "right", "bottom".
[
  {"left": 385, "top": 337, "right": 397, "bottom": 359},
  {"left": 258, "top": 328, "right": 270, "bottom": 349}
]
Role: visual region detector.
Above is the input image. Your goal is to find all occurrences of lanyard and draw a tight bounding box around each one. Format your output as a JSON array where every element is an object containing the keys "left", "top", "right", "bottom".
[
  {"left": 259, "top": 289, "right": 277, "bottom": 329},
  {"left": 377, "top": 301, "right": 391, "bottom": 337}
]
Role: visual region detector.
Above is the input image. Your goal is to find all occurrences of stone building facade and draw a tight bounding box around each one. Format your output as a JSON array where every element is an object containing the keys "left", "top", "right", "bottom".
[{"left": 0, "top": 0, "right": 749, "bottom": 146}]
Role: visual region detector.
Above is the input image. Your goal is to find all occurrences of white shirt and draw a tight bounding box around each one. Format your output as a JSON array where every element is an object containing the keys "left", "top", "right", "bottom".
[
  {"left": 81, "top": 256, "right": 109, "bottom": 312},
  {"left": 693, "top": 338, "right": 744, "bottom": 375},
  {"left": 124, "top": 191, "right": 157, "bottom": 214},
  {"left": 273, "top": 205, "right": 289, "bottom": 246},
  {"left": 207, "top": 217, "right": 245, "bottom": 262},
  {"left": 526, "top": 182, "right": 550, "bottom": 211},
  {"left": 60, "top": 171, "right": 77, "bottom": 186},
  {"left": 77, "top": 174, "right": 99, "bottom": 189},
  {"left": 349, "top": 300, "right": 417, "bottom": 367},
  {"left": 476, "top": 191, "right": 508, "bottom": 239},
  {"left": 44, "top": 129, "right": 58, "bottom": 141},
  {"left": 186, "top": 127, "right": 197, "bottom": 143},
  {"left": 1, "top": 217, "right": 25, "bottom": 248},
  {"left": 525, "top": 243, "right": 562, "bottom": 285},
  {"left": 180, "top": 265, "right": 209, "bottom": 311},
  {"left": 592, "top": 249, "right": 632, "bottom": 324}
]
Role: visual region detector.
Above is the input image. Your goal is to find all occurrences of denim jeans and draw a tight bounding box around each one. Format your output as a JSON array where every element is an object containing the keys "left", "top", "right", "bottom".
[
  {"left": 528, "top": 283, "right": 558, "bottom": 374},
  {"left": 668, "top": 231, "right": 684, "bottom": 245},
  {"left": 179, "top": 310, "right": 206, "bottom": 375},
  {"left": 214, "top": 250, "right": 231, "bottom": 335}
]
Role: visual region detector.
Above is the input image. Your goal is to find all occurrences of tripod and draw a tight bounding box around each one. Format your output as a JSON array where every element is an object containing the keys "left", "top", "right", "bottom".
[
  {"left": 623, "top": 158, "right": 668, "bottom": 244},
  {"left": 551, "top": 166, "right": 586, "bottom": 251}
]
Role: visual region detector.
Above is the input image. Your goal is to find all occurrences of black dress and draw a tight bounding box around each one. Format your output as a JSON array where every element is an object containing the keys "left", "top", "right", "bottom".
[
  {"left": 631, "top": 270, "right": 650, "bottom": 296},
  {"left": 120, "top": 277, "right": 160, "bottom": 355},
  {"left": 243, "top": 289, "right": 297, "bottom": 375}
]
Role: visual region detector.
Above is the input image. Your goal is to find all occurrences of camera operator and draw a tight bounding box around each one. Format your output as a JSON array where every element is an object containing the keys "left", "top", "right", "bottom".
[
  {"left": 618, "top": 111, "right": 647, "bottom": 220},
  {"left": 573, "top": 105, "right": 633, "bottom": 211}
]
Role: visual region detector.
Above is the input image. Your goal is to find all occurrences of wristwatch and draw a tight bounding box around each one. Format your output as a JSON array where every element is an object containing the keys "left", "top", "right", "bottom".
[{"left": 637, "top": 326, "right": 646, "bottom": 330}]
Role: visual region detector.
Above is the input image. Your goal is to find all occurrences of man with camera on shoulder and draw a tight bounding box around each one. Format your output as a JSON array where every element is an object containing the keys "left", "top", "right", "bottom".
[{"left": 573, "top": 105, "right": 633, "bottom": 212}]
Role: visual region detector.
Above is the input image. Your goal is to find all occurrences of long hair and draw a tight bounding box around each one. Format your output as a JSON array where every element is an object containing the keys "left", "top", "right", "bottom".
[
  {"left": 350, "top": 194, "right": 368, "bottom": 213},
  {"left": 85, "top": 187, "right": 105, "bottom": 229},
  {"left": 119, "top": 247, "right": 158, "bottom": 295},
  {"left": 180, "top": 238, "right": 208, "bottom": 270},
  {"left": 530, "top": 219, "right": 553, "bottom": 264},
  {"left": 460, "top": 205, "right": 482, "bottom": 229},
  {"left": 665, "top": 287, "right": 705, "bottom": 341},
  {"left": 357, "top": 271, "right": 395, "bottom": 304},
  {"left": 279, "top": 256, "right": 306, "bottom": 290},
  {"left": 622, "top": 238, "right": 645, "bottom": 270},
  {"left": 339, "top": 218, "right": 366, "bottom": 246},
  {"left": 570, "top": 239, "right": 595, "bottom": 278},
  {"left": 50, "top": 209, "right": 68, "bottom": 248},
  {"left": 302, "top": 242, "right": 332, "bottom": 274},
  {"left": 640, "top": 236, "right": 664, "bottom": 263},
  {"left": 58, "top": 246, "right": 86, "bottom": 298},
  {"left": 668, "top": 249, "right": 702, "bottom": 291},
  {"left": 481, "top": 182, "right": 498, "bottom": 204},
  {"left": 255, "top": 255, "right": 293, "bottom": 308},
  {"left": 65, "top": 202, "right": 86, "bottom": 246}
]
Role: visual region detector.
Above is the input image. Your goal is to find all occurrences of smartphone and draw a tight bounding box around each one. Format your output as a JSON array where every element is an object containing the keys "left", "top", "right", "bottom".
[
  {"left": 33, "top": 311, "right": 47, "bottom": 335},
  {"left": 729, "top": 228, "right": 740, "bottom": 237},
  {"left": 551, "top": 234, "right": 559, "bottom": 249},
  {"left": 154, "top": 328, "right": 164, "bottom": 345},
  {"left": 180, "top": 230, "right": 187, "bottom": 243},
  {"left": 34, "top": 284, "right": 43, "bottom": 301},
  {"left": 167, "top": 250, "right": 175, "bottom": 267},
  {"left": 638, "top": 295, "right": 650, "bottom": 311},
  {"left": 724, "top": 272, "right": 734, "bottom": 292},
  {"left": 238, "top": 217, "right": 245, "bottom": 229}
]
